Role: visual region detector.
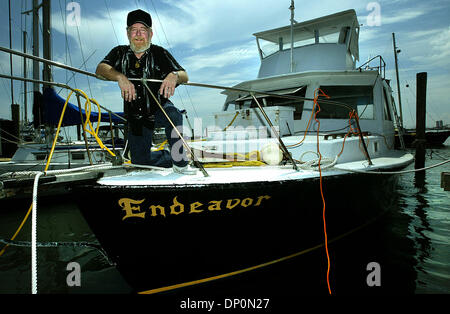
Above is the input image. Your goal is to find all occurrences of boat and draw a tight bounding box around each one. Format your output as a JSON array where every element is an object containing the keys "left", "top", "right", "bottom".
[
  {"left": 0, "top": 87, "right": 125, "bottom": 175},
  {"left": 395, "top": 126, "right": 450, "bottom": 148},
  {"left": 70, "top": 8, "right": 414, "bottom": 294},
  {"left": 0, "top": 86, "right": 127, "bottom": 199}
]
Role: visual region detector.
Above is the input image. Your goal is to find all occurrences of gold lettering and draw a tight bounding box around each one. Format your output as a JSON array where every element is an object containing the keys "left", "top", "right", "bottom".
[
  {"left": 254, "top": 195, "right": 271, "bottom": 206},
  {"left": 189, "top": 201, "right": 204, "bottom": 214},
  {"left": 208, "top": 200, "right": 222, "bottom": 211},
  {"left": 226, "top": 199, "right": 240, "bottom": 210},
  {"left": 241, "top": 198, "right": 253, "bottom": 207},
  {"left": 170, "top": 196, "right": 184, "bottom": 215},
  {"left": 150, "top": 205, "right": 166, "bottom": 217},
  {"left": 119, "top": 198, "right": 146, "bottom": 220},
  {"left": 120, "top": 194, "right": 272, "bottom": 221}
]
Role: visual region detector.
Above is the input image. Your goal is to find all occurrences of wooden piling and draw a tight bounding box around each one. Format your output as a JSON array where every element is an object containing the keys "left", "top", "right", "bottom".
[{"left": 415, "top": 72, "right": 427, "bottom": 170}]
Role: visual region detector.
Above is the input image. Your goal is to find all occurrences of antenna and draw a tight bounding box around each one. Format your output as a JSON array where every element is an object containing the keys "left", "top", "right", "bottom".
[{"left": 289, "top": 0, "right": 295, "bottom": 72}]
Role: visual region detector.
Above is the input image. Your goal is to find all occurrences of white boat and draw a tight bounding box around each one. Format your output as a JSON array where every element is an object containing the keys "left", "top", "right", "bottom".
[
  {"left": 68, "top": 9, "right": 413, "bottom": 293},
  {"left": 0, "top": 140, "right": 122, "bottom": 174}
]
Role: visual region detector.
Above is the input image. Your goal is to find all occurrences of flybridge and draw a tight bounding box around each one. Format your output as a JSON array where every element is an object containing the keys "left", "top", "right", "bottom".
[{"left": 253, "top": 9, "right": 360, "bottom": 77}]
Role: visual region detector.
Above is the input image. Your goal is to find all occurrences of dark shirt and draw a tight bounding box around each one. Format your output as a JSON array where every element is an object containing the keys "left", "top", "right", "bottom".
[{"left": 100, "top": 44, "right": 184, "bottom": 133}]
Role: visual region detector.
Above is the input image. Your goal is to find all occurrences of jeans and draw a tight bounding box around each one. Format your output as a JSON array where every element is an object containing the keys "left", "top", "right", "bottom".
[{"left": 127, "top": 100, "right": 189, "bottom": 168}]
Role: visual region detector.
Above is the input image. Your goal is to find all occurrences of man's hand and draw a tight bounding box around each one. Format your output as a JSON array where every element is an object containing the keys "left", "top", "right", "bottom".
[
  {"left": 159, "top": 72, "right": 178, "bottom": 98},
  {"left": 96, "top": 63, "right": 136, "bottom": 102},
  {"left": 118, "top": 74, "right": 136, "bottom": 102}
]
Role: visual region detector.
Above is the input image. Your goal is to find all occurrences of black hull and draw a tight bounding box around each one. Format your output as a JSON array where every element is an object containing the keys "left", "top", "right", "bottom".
[
  {"left": 395, "top": 129, "right": 450, "bottom": 148},
  {"left": 74, "top": 173, "right": 398, "bottom": 293}
]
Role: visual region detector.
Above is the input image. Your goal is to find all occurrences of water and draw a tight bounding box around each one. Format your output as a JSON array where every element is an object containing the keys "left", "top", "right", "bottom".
[{"left": 0, "top": 144, "right": 449, "bottom": 300}]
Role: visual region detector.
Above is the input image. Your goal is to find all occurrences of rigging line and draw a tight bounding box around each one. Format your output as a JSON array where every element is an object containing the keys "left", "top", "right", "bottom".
[
  {"left": 104, "top": 0, "right": 120, "bottom": 46},
  {"left": 74, "top": 24, "right": 93, "bottom": 98},
  {"left": 56, "top": 50, "right": 97, "bottom": 95},
  {"left": 403, "top": 78, "right": 439, "bottom": 124},
  {"left": 58, "top": 0, "right": 78, "bottom": 93},
  {"left": 0, "top": 63, "right": 12, "bottom": 99},
  {"left": 147, "top": 0, "right": 198, "bottom": 118}
]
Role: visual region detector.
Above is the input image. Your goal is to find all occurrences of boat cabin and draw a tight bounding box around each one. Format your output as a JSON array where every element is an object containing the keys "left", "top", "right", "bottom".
[
  {"left": 211, "top": 9, "right": 397, "bottom": 152},
  {"left": 254, "top": 9, "right": 360, "bottom": 77}
]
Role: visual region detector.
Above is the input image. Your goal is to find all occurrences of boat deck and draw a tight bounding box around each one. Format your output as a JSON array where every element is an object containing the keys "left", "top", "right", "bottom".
[{"left": 96, "top": 152, "right": 413, "bottom": 187}]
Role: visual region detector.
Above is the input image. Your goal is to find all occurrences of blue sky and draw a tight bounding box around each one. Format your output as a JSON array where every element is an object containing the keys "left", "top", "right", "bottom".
[{"left": 0, "top": 0, "right": 449, "bottom": 131}]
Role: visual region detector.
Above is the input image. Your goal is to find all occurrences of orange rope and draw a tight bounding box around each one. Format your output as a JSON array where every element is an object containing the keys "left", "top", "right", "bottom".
[
  {"left": 337, "top": 111, "right": 358, "bottom": 157},
  {"left": 312, "top": 88, "right": 332, "bottom": 295},
  {"left": 286, "top": 95, "right": 318, "bottom": 148},
  {"left": 344, "top": 111, "right": 372, "bottom": 160}
]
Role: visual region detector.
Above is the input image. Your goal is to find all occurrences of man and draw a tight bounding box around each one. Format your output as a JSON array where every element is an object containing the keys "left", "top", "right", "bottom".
[{"left": 96, "top": 9, "right": 195, "bottom": 174}]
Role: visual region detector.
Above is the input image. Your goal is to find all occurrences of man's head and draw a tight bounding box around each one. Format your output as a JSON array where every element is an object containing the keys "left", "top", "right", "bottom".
[{"left": 127, "top": 9, "right": 153, "bottom": 53}]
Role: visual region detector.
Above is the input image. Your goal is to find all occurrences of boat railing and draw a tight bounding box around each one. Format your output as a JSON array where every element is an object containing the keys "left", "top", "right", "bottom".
[{"left": 356, "top": 55, "right": 386, "bottom": 79}]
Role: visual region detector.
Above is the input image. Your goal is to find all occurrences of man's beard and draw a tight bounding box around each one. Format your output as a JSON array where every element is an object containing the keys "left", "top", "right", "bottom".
[{"left": 130, "top": 39, "right": 151, "bottom": 53}]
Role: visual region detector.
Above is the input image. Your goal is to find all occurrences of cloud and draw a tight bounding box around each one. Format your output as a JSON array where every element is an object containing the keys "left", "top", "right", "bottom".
[
  {"left": 183, "top": 41, "right": 257, "bottom": 72},
  {"left": 398, "top": 26, "right": 450, "bottom": 70}
]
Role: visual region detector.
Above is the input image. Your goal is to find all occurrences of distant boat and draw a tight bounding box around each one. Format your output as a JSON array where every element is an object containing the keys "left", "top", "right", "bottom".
[
  {"left": 0, "top": 87, "right": 125, "bottom": 175},
  {"left": 395, "top": 126, "right": 450, "bottom": 148}
]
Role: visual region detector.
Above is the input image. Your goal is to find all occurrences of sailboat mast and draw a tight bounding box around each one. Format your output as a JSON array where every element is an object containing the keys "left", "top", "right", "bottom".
[
  {"left": 392, "top": 33, "right": 403, "bottom": 128},
  {"left": 32, "top": 0, "right": 40, "bottom": 94},
  {"left": 42, "top": 0, "right": 52, "bottom": 86},
  {"left": 23, "top": 30, "right": 28, "bottom": 121},
  {"left": 8, "top": 0, "right": 14, "bottom": 105}
]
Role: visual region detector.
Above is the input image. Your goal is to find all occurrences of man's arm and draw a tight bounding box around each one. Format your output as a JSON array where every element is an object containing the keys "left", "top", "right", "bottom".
[{"left": 96, "top": 63, "right": 136, "bottom": 102}]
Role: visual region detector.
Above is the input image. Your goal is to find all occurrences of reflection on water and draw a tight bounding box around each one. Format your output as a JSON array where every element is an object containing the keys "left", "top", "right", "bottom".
[{"left": 408, "top": 146, "right": 450, "bottom": 294}]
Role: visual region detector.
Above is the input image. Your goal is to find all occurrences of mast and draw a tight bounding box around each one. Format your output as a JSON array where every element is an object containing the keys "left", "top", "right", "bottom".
[
  {"left": 42, "top": 0, "right": 52, "bottom": 85},
  {"left": 8, "top": 0, "right": 14, "bottom": 105},
  {"left": 23, "top": 31, "right": 28, "bottom": 121},
  {"left": 289, "top": 0, "right": 295, "bottom": 72},
  {"left": 42, "top": 0, "right": 54, "bottom": 144},
  {"left": 392, "top": 33, "right": 403, "bottom": 128},
  {"left": 32, "top": 0, "right": 40, "bottom": 94}
]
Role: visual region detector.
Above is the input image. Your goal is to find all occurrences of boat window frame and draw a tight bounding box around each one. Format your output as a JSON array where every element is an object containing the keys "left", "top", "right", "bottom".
[
  {"left": 230, "top": 86, "right": 306, "bottom": 120},
  {"left": 315, "top": 85, "right": 375, "bottom": 120}
]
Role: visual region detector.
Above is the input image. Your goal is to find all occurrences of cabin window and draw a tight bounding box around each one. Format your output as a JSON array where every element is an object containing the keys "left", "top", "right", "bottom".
[
  {"left": 34, "top": 153, "right": 47, "bottom": 161},
  {"left": 318, "top": 31, "right": 340, "bottom": 44},
  {"left": 316, "top": 86, "right": 374, "bottom": 120},
  {"left": 258, "top": 38, "right": 281, "bottom": 58},
  {"left": 71, "top": 152, "right": 85, "bottom": 160}
]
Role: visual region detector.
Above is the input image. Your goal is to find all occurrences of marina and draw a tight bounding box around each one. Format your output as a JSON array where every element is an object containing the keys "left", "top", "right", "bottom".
[{"left": 0, "top": 0, "right": 449, "bottom": 301}]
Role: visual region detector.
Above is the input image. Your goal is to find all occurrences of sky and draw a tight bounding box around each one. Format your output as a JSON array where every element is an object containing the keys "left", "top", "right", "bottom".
[{"left": 0, "top": 0, "right": 449, "bottom": 134}]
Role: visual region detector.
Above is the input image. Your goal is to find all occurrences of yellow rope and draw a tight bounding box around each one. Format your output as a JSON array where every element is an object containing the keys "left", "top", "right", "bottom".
[
  {"left": 153, "top": 140, "right": 168, "bottom": 152},
  {"left": 203, "top": 160, "right": 265, "bottom": 168},
  {"left": 0, "top": 203, "right": 33, "bottom": 257},
  {"left": 76, "top": 90, "right": 115, "bottom": 157},
  {"left": 0, "top": 88, "right": 113, "bottom": 257},
  {"left": 139, "top": 243, "right": 324, "bottom": 295},
  {"left": 223, "top": 111, "right": 240, "bottom": 131},
  {"left": 138, "top": 215, "right": 380, "bottom": 295}
]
